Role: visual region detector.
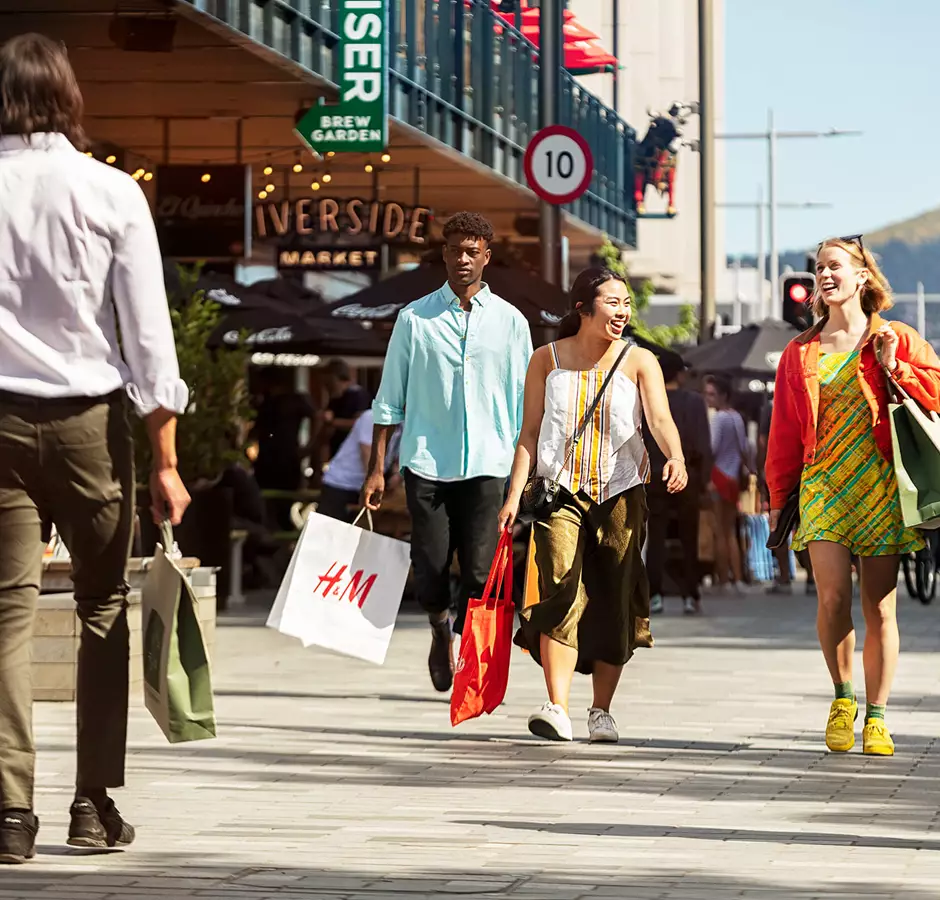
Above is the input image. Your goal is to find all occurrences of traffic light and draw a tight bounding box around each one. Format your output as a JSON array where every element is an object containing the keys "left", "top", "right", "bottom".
[{"left": 781, "top": 272, "right": 815, "bottom": 331}]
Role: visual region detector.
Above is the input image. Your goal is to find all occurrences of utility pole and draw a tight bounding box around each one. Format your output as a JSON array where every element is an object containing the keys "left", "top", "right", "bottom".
[
  {"left": 539, "top": 0, "right": 563, "bottom": 285},
  {"left": 718, "top": 197, "right": 830, "bottom": 320},
  {"left": 697, "top": 0, "right": 716, "bottom": 343},
  {"left": 718, "top": 113, "right": 860, "bottom": 315}
]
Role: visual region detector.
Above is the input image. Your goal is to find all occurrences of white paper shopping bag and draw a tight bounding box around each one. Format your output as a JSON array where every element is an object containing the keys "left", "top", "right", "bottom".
[{"left": 266, "top": 510, "right": 411, "bottom": 665}]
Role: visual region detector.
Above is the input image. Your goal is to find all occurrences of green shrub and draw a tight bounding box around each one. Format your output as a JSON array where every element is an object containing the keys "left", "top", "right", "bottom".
[{"left": 134, "top": 265, "right": 253, "bottom": 485}]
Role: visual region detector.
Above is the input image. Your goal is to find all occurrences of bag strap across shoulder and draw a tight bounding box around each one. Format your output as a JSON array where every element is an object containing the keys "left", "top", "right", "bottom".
[{"left": 560, "top": 339, "right": 634, "bottom": 473}]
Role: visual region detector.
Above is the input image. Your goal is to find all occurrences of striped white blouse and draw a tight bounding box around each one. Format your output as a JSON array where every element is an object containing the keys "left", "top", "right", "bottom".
[{"left": 535, "top": 342, "right": 650, "bottom": 504}]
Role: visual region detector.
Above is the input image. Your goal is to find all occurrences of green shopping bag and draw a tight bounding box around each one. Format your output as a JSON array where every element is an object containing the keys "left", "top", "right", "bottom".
[
  {"left": 886, "top": 368, "right": 940, "bottom": 529},
  {"left": 140, "top": 521, "right": 217, "bottom": 743}
]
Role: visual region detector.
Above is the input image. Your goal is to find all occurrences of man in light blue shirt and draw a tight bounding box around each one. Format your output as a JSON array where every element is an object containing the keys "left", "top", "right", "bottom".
[{"left": 364, "top": 212, "right": 532, "bottom": 692}]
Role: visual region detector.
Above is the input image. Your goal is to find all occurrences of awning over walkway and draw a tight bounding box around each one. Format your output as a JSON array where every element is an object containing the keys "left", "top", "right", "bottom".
[{"left": 492, "top": 2, "right": 619, "bottom": 74}]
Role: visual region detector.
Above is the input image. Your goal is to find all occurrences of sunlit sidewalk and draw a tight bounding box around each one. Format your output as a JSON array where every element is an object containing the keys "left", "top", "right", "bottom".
[{"left": 18, "top": 585, "right": 940, "bottom": 900}]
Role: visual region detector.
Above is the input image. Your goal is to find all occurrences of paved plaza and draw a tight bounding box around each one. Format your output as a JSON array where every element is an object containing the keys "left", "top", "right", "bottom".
[{"left": 10, "top": 586, "right": 940, "bottom": 899}]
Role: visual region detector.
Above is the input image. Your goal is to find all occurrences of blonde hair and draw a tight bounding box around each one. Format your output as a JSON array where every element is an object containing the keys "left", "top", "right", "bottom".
[{"left": 813, "top": 238, "right": 893, "bottom": 318}]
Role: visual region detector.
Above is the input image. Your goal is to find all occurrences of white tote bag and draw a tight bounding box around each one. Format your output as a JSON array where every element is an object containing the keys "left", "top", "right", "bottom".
[{"left": 266, "top": 509, "right": 411, "bottom": 665}]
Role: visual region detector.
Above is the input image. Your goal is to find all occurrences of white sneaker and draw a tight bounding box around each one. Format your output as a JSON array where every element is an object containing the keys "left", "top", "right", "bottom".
[
  {"left": 527, "top": 702, "right": 573, "bottom": 741},
  {"left": 587, "top": 707, "right": 619, "bottom": 743},
  {"left": 683, "top": 597, "right": 698, "bottom": 615},
  {"left": 650, "top": 594, "right": 664, "bottom": 615}
]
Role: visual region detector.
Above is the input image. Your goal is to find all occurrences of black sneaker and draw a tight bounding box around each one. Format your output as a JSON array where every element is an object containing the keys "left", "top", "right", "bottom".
[
  {"left": 68, "top": 797, "right": 135, "bottom": 849},
  {"left": 0, "top": 810, "right": 39, "bottom": 864},
  {"left": 428, "top": 616, "right": 454, "bottom": 693}
]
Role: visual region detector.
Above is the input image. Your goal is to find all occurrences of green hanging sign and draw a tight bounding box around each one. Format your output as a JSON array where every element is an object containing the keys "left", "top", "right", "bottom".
[{"left": 295, "top": 0, "right": 389, "bottom": 155}]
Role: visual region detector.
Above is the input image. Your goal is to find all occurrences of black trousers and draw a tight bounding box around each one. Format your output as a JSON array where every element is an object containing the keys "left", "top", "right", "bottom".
[
  {"left": 646, "top": 478, "right": 702, "bottom": 601},
  {"left": 317, "top": 484, "right": 359, "bottom": 523},
  {"left": 404, "top": 471, "right": 504, "bottom": 634}
]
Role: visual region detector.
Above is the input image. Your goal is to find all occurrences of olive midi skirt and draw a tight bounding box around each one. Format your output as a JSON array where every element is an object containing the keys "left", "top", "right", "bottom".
[{"left": 514, "top": 485, "right": 652, "bottom": 675}]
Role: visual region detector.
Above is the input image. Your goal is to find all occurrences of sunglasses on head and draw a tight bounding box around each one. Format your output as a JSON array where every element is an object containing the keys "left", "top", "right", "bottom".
[{"left": 818, "top": 233, "right": 865, "bottom": 255}]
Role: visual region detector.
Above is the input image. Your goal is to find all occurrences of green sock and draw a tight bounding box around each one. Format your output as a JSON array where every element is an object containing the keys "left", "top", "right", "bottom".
[
  {"left": 834, "top": 681, "right": 854, "bottom": 701},
  {"left": 866, "top": 703, "right": 886, "bottom": 721}
]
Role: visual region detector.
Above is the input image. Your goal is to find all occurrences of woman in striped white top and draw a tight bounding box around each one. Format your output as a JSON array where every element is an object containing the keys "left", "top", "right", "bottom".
[{"left": 498, "top": 267, "right": 687, "bottom": 743}]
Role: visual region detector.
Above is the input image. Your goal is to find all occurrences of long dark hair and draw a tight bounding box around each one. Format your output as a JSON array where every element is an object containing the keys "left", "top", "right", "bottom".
[{"left": 557, "top": 267, "right": 628, "bottom": 339}]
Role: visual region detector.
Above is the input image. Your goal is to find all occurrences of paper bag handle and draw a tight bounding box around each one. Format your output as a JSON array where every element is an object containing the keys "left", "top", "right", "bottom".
[
  {"left": 352, "top": 508, "right": 374, "bottom": 531},
  {"left": 159, "top": 519, "right": 174, "bottom": 553}
]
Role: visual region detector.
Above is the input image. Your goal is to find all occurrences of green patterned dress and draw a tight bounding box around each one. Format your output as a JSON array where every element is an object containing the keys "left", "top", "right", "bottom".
[{"left": 792, "top": 350, "right": 924, "bottom": 556}]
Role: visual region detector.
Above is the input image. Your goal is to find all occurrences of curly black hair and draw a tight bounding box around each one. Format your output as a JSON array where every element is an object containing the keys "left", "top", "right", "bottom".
[{"left": 441, "top": 211, "right": 495, "bottom": 245}]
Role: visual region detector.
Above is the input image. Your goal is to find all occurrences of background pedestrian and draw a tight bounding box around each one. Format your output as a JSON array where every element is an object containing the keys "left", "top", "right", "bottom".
[{"left": 704, "top": 374, "right": 749, "bottom": 591}]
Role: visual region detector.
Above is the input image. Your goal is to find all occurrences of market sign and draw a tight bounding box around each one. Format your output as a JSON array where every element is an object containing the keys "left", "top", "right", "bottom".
[
  {"left": 278, "top": 247, "right": 381, "bottom": 272},
  {"left": 294, "top": 0, "right": 388, "bottom": 154},
  {"left": 255, "top": 197, "right": 429, "bottom": 244}
]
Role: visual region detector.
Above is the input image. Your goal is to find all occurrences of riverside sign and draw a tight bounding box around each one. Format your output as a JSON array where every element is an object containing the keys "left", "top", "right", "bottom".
[
  {"left": 295, "top": 0, "right": 388, "bottom": 154},
  {"left": 255, "top": 197, "right": 430, "bottom": 244}
]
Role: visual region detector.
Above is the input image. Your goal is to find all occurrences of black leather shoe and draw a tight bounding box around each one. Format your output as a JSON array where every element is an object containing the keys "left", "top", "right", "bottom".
[
  {"left": 68, "top": 797, "right": 135, "bottom": 848},
  {"left": 428, "top": 617, "right": 454, "bottom": 693},
  {"left": 0, "top": 810, "right": 39, "bottom": 864}
]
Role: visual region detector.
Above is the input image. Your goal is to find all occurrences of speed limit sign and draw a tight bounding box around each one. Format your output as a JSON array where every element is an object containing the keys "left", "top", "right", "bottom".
[{"left": 523, "top": 125, "right": 594, "bottom": 205}]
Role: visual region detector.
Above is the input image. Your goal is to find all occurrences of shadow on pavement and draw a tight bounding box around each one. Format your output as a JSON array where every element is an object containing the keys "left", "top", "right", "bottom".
[
  {"left": 4, "top": 858, "right": 940, "bottom": 899},
  {"left": 465, "top": 818, "right": 940, "bottom": 852}
]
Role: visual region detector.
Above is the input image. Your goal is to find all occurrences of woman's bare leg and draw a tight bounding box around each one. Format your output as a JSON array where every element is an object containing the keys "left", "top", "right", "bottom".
[
  {"left": 717, "top": 500, "right": 743, "bottom": 584},
  {"left": 809, "top": 541, "right": 855, "bottom": 685},
  {"left": 591, "top": 662, "right": 624, "bottom": 712},
  {"left": 540, "top": 633, "right": 578, "bottom": 712},
  {"left": 858, "top": 556, "right": 901, "bottom": 707}
]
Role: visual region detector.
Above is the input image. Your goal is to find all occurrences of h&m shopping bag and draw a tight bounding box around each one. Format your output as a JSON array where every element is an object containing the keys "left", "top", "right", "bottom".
[
  {"left": 451, "top": 529, "right": 515, "bottom": 726},
  {"left": 266, "top": 509, "right": 410, "bottom": 665},
  {"left": 141, "top": 522, "right": 217, "bottom": 743},
  {"left": 886, "top": 369, "right": 940, "bottom": 529}
]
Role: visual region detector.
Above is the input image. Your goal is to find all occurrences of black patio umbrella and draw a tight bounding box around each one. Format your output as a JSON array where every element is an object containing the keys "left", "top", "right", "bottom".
[
  {"left": 207, "top": 292, "right": 389, "bottom": 355},
  {"left": 682, "top": 319, "right": 800, "bottom": 377},
  {"left": 323, "top": 262, "right": 569, "bottom": 328}
]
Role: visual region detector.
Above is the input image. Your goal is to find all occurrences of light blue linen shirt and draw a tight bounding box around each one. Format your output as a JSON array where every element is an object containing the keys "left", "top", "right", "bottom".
[{"left": 372, "top": 281, "right": 533, "bottom": 480}]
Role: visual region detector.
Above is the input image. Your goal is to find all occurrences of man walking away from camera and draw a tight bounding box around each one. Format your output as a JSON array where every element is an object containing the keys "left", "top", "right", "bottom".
[
  {"left": 0, "top": 34, "right": 190, "bottom": 864},
  {"left": 363, "top": 212, "right": 532, "bottom": 692}
]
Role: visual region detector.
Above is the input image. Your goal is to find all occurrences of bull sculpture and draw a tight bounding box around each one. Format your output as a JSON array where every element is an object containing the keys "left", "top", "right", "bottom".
[{"left": 634, "top": 104, "right": 688, "bottom": 217}]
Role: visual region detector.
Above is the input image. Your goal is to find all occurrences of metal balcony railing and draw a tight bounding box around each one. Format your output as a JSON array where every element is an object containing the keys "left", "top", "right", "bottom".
[{"left": 182, "top": 0, "right": 637, "bottom": 245}]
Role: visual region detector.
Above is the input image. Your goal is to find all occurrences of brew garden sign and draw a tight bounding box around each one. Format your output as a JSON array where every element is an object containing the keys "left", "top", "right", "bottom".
[{"left": 295, "top": 0, "right": 388, "bottom": 154}]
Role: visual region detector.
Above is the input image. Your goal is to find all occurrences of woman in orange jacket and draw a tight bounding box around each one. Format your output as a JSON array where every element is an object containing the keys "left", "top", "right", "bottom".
[{"left": 766, "top": 236, "right": 940, "bottom": 757}]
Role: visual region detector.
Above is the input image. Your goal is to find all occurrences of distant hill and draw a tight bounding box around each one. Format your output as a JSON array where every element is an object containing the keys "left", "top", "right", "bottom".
[{"left": 731, "top": 206, "right": 940, "bottom": 293}]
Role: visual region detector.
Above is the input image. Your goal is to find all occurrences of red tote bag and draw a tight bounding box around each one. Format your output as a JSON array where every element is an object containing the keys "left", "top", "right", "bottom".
[{"left": 450, "top": 529, "right": 515, "bottom": 726}]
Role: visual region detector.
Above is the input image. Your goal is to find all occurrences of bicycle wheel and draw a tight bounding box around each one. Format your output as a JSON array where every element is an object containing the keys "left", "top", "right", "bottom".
[
  {"left": 903, "top": 553, "right": 918, "bottom": 599},
  {"left": 916, "top": 534, "right": 939, "bottom": 604},
  {"left": 916, "top": 552, "right": 936, "bottom": 604}
]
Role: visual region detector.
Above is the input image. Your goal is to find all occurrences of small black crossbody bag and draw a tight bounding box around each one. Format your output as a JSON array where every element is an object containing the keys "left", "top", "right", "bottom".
[{"left": 517, "top": 341, "right": 633, "bottom": 525}]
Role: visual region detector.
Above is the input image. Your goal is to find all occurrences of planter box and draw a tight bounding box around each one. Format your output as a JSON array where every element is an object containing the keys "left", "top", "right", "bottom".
[{"left": 34, "top": 562, "right": 216, "bottom": 703}]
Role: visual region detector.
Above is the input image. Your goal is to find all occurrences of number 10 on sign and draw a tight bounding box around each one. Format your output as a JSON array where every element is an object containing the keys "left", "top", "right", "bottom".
[{"left": 523, "top": 126, "right": 594, "bottom": 206}]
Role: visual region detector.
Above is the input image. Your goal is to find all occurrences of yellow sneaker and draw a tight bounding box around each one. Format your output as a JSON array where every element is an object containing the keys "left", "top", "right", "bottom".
[
  {"left": 825, "top": 697, "right": 858, "bottom": 752},
  {"left": 863, "top": 718, "right": 895, "bottom": 756}
]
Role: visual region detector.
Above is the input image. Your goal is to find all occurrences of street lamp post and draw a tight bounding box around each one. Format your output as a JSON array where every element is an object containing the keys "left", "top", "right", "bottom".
[
  {"left": 698, "top": 0, "right": 717, "bottom": 343},
  {"left": 718, "top": 195, "right": 831, "bottom": 319},
  {"left": 718, "top": 113, "right": 860, "bottom": 312},
  {"left": 538, "top": 0, "right": 563, "bottom": 286}
]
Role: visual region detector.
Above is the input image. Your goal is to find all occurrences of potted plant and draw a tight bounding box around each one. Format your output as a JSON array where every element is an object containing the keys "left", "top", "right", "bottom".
[{"left": 135, "top": 264, "right": 253, "bottom": 604}]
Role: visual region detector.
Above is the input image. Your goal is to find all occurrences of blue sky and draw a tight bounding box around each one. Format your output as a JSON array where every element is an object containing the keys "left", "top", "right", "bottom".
[{"left": 724, "top": 0, "right": 937, "bottom": 256}]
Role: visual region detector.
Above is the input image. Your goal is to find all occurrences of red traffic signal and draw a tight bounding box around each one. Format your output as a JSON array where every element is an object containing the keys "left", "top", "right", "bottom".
[{"left": 780, "top": 272, "right": 815, "bottom": 330}]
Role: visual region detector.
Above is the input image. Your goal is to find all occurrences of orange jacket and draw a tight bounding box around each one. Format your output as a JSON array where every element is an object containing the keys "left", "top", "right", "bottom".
[{"left": 765, "top": 314, "right": 940, "bottom": 509}]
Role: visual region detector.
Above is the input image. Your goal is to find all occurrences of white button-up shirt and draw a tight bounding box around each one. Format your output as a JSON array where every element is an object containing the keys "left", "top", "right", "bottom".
[{"left": 0, "top": 133, "right": 188, "bottom": 415}]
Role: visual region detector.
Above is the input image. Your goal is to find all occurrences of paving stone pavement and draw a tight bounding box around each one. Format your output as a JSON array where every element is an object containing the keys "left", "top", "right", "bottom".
[{"left": 11, "top": 585, "right": 940, "bottom": 899}]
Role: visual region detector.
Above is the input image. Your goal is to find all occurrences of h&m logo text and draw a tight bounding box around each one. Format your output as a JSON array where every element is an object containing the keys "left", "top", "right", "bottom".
[{"left": 315, "top": 562, "right": 377, "bottom": 608}]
